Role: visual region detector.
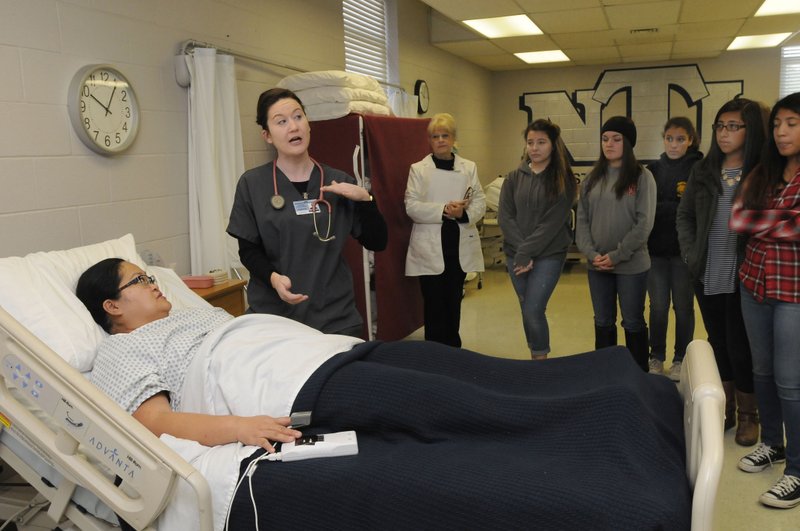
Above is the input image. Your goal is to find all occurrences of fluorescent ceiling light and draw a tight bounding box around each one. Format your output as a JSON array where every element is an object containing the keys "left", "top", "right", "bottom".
[
  {"left": 514, "top": 50, "right": 570, "bottom": 64},
  {"left": 755, "top": 0, "right": 800, "bottom": 16},
  {"left": 727, "top": 33, "right": 792, "bottom": 50},
  {"left": 463, "top": 15, "right": 542, "bottom": 39}
]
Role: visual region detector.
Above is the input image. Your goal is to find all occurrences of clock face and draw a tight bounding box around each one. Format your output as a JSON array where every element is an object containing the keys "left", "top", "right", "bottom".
[
  {"left": 68, "top": 65, "right": 140, "bottom": 155},
  {"left": 415, "top": 79, "right": 429, "bottom": 114}
]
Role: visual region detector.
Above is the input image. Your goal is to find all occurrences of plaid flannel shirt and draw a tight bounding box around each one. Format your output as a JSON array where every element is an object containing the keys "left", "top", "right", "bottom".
[{"left": 730, "top": 168, "right": 800, "bottom": 302}]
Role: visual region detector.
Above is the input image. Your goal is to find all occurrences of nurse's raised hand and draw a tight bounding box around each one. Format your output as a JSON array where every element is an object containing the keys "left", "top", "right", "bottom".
[
  {"left": 321, "top": 179, "right": 371, "bottom": 201},
  {"left": 270, "top": 272, "right": 309, "bottom": 304}
]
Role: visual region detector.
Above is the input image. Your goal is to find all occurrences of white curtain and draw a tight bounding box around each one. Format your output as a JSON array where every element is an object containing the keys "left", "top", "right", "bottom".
[{"left": 185, "top": 48, "right": 244, "bottom": 275}]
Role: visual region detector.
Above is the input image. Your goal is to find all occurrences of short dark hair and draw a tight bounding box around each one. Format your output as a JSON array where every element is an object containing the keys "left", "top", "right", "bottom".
[
  {"left": 76, "top": 258, "right": 124, "bottom": 334},
  {"left": 256, "top": 88, "right": 305, "bottom": 131},
  {"left": 663, "top": 116, "right": 700, "bottom": 151}
]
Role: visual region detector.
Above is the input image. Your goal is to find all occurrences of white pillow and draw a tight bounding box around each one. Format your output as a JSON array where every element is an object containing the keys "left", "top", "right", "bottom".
[
  {"left": 277, "top": 70, "right": 383, "bottom": 92},
  {"left": 0, "top": 234, "right": 209, "bottom": 372},
  {"left": 304, "top": 101, "right": 392, "bottom": 122},
  {"left": 294, "top": 86, "right": 389, "bottom": 106}
]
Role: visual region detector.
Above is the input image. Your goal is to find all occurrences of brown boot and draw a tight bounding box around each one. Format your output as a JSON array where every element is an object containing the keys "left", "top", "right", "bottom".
[
  {"left": 735, "top": 390, "right": 760, "bottom": 446},
  {"left": 722, "top": 381, "right": 736, "bottom": 431}
]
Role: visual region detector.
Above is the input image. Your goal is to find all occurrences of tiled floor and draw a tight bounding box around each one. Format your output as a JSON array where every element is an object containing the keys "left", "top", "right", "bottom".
[{"left": 408, "top": 262, "right": 798, "bottom": 531}]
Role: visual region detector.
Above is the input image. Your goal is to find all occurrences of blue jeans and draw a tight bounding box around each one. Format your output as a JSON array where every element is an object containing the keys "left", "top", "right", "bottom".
[
  {"left": 506, "top": 255, "right": 565, "bottom": 356},
  {"left": 740, "top": 286, "right": 800, "bottom": 477},
  {"left": 587, "top": 269, "right": 648, "bottom": 332},
  {"left": 647, "top": 255, "right": 695, "bottom": 362}
]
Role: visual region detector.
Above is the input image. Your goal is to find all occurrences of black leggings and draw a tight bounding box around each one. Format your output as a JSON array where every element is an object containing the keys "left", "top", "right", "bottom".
[{"left": 693, "top": 282, "right": 754, "bottom": 392}]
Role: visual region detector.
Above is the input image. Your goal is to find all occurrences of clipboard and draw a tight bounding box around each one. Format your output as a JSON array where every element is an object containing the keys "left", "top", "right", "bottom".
[{"left": 425, "top": 168, "right": 469, "bottom": 203}]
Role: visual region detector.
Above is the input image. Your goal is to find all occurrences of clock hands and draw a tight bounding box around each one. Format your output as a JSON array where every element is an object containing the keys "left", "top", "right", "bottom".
[
  {"left": 104, "top": 84, "right": 117, "bottom": 117},
  {"left": 89, "top": 93, "right": 112, "bottom": 116}
]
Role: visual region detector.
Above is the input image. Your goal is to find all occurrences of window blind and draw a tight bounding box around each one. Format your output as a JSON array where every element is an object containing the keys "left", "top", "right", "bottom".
[
  {"left": 780, "top": 45, "right": 800, "bottom": 98},
  {"left": 343, "top": 0, "right": 388, "bottom": 83}
]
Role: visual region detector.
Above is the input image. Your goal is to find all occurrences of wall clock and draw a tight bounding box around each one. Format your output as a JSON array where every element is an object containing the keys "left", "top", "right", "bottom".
[
  {"left": 414, "top": 79, "right": 429, "bottom": 114},
  {"left": 68, "top": 64, "right": 140, "bottom": 155}
]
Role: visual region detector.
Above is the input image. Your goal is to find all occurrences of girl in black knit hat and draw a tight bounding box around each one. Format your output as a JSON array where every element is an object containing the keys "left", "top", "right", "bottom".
[{"left": 576, "top": 115, "right": 656, "bottom": 371}]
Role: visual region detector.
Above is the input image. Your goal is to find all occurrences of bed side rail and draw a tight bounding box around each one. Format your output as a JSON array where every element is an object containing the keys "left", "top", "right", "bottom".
[
  {"left": 0, "top": 305, "right": 213, "bottom": 531},
  {"left": 678, "top": 339, "right": 724, "bottom": 531}
]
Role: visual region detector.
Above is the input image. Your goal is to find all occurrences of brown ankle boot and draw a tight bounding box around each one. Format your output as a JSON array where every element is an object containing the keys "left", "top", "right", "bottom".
[
  {"left": 722, "top": 381, "right": 736, "bottom": 431},
  {"left": 735, "top": 390, "right": 760, "bottom": 446}
]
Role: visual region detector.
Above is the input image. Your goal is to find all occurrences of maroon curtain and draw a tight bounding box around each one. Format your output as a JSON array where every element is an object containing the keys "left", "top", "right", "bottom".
[
  {"left": 362, "top": 115, "right": 431, "bottom": 340},
  {"left": 309, "top": 114, "right": 430, "bottom": 341}
]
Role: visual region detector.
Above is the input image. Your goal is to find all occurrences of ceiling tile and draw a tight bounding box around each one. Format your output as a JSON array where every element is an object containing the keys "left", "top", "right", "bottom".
[
  {"left": 434, "top": 40, "right": 506, "bottom": 57},
  {"left": 464, "top": 54, "right": 534, "bottom": 70},
  {"left": 672, "top": 37, "right": 732, "bottom": 54},
  {"left": 530, "top": 7, "right": 609, "bottom": 33},
  {"left": 679, "top": 0, "right": 762, "bottom": 23},
  {"left": 420, "top": 0, "right": 522, "bottom": 21},
  {"left": 618, "top": 41, "right": 673, "bottom": 56},
  {"left": 550, "top": 29, "right": 618, "bottom": 48},
  {"left": 605, "top": 1, "right": 681, "bottom": 29},
  {"left": 675, "top": 19, "right": 745, "bottom": 39},
  {"left": 492, "top": 35, "right": 560, "bottom": 53},
  {"left": 738, "top": 13, "right": 800, "bottom": 35},
  {"left": 517, "top": 0, "right": 603, "bottom": 13},
  {"left": 563, "top": 45, "right": 622, "bottom": 61},
  {"left": 430, "top": 9, "right": 482, "bottom": 42}
]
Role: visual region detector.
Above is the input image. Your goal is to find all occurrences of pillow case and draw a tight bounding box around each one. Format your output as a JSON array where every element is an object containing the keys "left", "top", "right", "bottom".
[
  {"left": 304, "top": 101, "right": 392, "bottom": 122},
  {"left": 0, "top": 234, "right": 209, "bottom": 371},
  {"left": 294, "top": 86, "right": 389, "bottom": 106},
  {"left": 277, "top": 70, "right": 382, "bottom": 92}
]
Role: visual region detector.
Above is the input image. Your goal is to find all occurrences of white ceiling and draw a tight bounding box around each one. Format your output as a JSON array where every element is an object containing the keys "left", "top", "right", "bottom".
[{"left": 420, "top": 0, "right": 800, "bottom": 70}]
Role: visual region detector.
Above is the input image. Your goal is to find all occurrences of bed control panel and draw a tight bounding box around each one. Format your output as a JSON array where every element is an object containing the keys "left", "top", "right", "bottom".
[{"left": 2, "top": 354, "right": 61, "bottom": 416}]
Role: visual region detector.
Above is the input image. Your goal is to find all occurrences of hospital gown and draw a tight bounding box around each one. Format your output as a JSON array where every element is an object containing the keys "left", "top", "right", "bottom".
[{"left": 91, "top": 308, "right": 232, "bottom": 413}]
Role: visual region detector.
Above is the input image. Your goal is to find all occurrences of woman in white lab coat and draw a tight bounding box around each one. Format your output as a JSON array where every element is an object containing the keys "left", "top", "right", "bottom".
[{"left": 404, "top": 113, "right": 485, "bottom": 347}]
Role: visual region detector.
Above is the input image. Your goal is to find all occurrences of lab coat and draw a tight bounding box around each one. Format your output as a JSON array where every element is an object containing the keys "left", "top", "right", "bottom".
[{"left": 404, "top": 154, "right": 485, "bottom": 276}]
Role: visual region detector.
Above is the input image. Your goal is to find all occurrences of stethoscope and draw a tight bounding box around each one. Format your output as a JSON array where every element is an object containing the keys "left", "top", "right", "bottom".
[{"left": 270, "top": 158, "right": 335, "bottom": 242}]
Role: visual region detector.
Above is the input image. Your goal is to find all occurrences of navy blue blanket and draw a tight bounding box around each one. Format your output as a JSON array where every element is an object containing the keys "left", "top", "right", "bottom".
[{"left": 229, "top": 342, "right": 690, "bottom": 530}]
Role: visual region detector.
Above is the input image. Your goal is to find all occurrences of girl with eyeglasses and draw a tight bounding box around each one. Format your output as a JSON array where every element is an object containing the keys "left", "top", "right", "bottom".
[
  {"left": 645, "top": 117, "right": 702, "bottom": 381},
  {"left": 730, "top": 92, "right": 800, "bottom": 509},
  {"left": 676, "top": 97, "right": 769, "bottom": 446}
]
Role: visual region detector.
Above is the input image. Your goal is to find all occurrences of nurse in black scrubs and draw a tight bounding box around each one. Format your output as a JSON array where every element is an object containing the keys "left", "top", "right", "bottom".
[{"left": 227, "top": 88, "right": 387, "bottom": 336}]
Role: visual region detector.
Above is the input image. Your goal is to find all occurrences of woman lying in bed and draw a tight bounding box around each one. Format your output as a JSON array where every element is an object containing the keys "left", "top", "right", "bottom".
[{"left": 77, "top": 258, "right": 692, "bottom": 529}]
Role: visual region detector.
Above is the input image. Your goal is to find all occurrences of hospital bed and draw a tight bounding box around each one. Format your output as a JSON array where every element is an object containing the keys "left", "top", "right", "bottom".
[{"left": 0, "top": 235, "right": 724, "bottom": 530}]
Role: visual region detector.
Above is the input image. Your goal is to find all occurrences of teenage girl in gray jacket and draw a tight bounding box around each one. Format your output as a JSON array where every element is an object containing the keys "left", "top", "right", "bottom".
[
  {"left": 499, "top": 119, "right": 576, "bottom": 359},
  {"left": 576, "top": 116, "right": 656, "bottom": 371}
]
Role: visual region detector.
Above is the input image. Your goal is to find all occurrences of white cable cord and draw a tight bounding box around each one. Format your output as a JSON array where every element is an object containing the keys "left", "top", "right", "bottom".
[{"left": 224, "top": 451, "right": 282, "bottom": 531}]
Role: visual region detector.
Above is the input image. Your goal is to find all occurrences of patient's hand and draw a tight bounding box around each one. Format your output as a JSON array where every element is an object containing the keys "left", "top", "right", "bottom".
[
  {"left": 270, "top": 272, "right": 309, "bottom": 304},
  {"left": 237, "top": 416, "right": 302, "bottom": 453}
]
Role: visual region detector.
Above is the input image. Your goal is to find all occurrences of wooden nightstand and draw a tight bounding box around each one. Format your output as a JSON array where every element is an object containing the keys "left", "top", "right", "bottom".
[{"left": 191, "top": 279, "right": 247, "bottom": 317}]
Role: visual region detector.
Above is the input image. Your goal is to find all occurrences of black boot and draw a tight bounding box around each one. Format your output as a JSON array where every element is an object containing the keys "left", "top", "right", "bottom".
[
  {"left": 624, "top": 327, "right": 650, "bottom": 372},
  {"left": 594, "top": 324, "right": 617, "bottom": 349}
]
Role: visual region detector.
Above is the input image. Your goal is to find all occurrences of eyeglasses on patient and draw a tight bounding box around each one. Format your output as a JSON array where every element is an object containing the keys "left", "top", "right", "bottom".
[
  {"left": 117, "top": 274, "right": 156, "bottom": 293},
  {"left": 712, "top": 122, "right": 746, "bottom": 132}
]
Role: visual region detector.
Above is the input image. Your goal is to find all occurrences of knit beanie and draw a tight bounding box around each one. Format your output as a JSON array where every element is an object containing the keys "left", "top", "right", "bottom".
[{"left": 601, "top": 116, "right": 637, "bottom": 147}]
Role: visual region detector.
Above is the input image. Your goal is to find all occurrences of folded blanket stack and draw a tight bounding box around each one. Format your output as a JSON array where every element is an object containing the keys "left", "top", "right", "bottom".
[{"left": 277, "top": 70, "right": 392, "bottom": 121}]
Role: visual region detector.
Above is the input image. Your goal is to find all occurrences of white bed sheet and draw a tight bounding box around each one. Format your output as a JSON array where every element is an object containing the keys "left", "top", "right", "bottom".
[{"left": 157, "top": 313, "right": 362, "bottom": 530}]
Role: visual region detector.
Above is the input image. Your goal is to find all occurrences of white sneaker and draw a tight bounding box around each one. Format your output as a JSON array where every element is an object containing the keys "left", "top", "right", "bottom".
[
  {"left": 668, "top": 361, "right": 682, "bottom": 382},
  {"left": 648, "top": 358, "right": 664, "bottom": 374}
]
